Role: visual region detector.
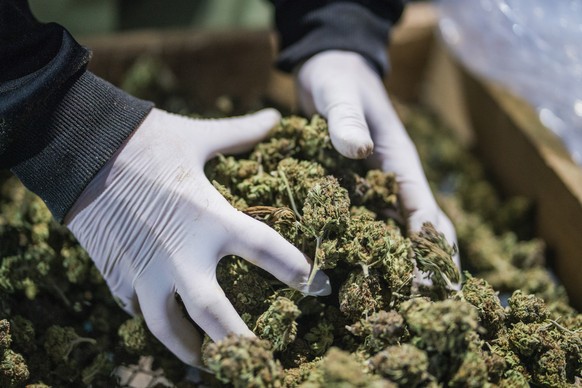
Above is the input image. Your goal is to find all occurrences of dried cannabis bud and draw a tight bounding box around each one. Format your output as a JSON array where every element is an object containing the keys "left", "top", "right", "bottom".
[
  {"left": 0, "top": 319, "right": 29, "bottom": 387},
  {"left": 400, "top": 298, "right": 479, "bottom": 355},
  {"left": 303, "top": 320, "right": 335, "bottom": 357},
  {"left": 508, "top": 290, "right": 549, "bottom": 324},
  {"left": 118, "top": 316, "right": 149, "bottom": 354},
  {"left": 302, "top": 347, "right": 391, "bottom": 388},
  {"left": 410, "top": 222, "right": 460, "bottom": 296},
  {"left": 447, "top": 349, "right": 489, "bottom": 388},
  {"left": 255, "top": 296, "right": 301, "bottom": 352},
  {"left": 0, "top": 320, "right": 10, "bottom": 350},
  {"left": 369, "top": 344, "right": 431, "bottom": 387},
  {"left": 338, "top": 269, "right": 389, "bottom": 322},
  {"left": 43, "top": 325, "right": 96, "bottom": 363},
  {"left": 347, "top": 310, "right": 407, "bottom": 354},
  {"left": 0, "top": 349, "right": 29, "bottom": 387},
  {"left": 301, "top": 176, "right": 351, "bottom": 239},
  {"left": 460, "top": 274, "right": 506, "bottom": 337},
  {"left": 203, "top": 334, "right": 284, "bottom": 387},
  {"left": 216, "top": 256, "right": 272, "bottom": 321}
]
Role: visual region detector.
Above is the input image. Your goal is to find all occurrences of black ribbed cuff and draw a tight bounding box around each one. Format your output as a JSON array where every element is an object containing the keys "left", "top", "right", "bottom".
[
  {"left": 12, "top": 71, "right": 154, "bottom": 222},
  {"left": 275, "top": 1, "right": 403, "bottom": 76}
]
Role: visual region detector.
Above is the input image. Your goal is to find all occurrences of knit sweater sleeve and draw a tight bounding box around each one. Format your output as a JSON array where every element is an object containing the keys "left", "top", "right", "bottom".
[
  {"left": 0, "top": 0, "right": 153, "bottom": 222},
  {"left": 269, "top": 0, "right": 406, "bottom": 76}
]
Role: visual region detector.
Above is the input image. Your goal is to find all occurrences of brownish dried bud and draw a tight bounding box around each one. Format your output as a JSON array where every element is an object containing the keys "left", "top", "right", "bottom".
[
  {"left": 448, "top": 350, "right": 489, "bottom": 388},
  {"left": 532, "top": 346, "right": 568, "bottom": 387},
  {"left": 304, "top": 321, "right": 335, "bottom": 357},
  {"left": 0, "top": 349, "right": 29, "bottom": 388},
  {"left": 400, "top": 298, "right": 479, "bottom": 354},
  {"left": 301, "top": 176, "right": 351, "bottom": 238},
  {"left": 410, "top": 223, "right": 460, "bottom": 296},
  {"left": 0, "top": 320, "right": 11, "bottom": 351},
  {"left": 347, "top": 310, "right": 407, "bottom": 355},
  {"left": 369, "top": 344, "right": 430, "bottom": 387},
  {"left": 203, "top": 334, "right": 284, "bottom": 388},
  {"left": 255, "top": 296, "right": 301, "bottom": 352},
  {"left": 339, "top": 269, "right": 388, "bottom": 322},
  {"left": 461, "top": 274, "right": 506, "bottom": 337},
  {"left": 216, "top": 256, "right": 271, "bottom": 319},
  {"left": 508, "top": 290, "right": 549, "bottom": 324},
  {"left": 305, "top": 347, "right": 392, "bottom": 388}
]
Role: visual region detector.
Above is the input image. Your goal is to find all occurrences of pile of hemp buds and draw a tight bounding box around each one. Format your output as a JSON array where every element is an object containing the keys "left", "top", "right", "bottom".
[
  {"left": 0, "top": 55, "right": 580, "bottom": 387},
  {"left": 200, "top": 114, "right": 581, "bottom": 387}
]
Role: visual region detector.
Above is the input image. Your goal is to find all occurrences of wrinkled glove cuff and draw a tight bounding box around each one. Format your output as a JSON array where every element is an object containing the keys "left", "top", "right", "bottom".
[
  {"left": 275, "top": 1, "right": 404, "bottom": 76},
  {"left": 11, "top": 71, "right": 154, "bottom": 222}
]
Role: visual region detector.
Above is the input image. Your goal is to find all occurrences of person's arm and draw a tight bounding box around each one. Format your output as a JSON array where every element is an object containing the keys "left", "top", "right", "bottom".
[
  {"left": 0, "top": 0, "right": 153, "bottom": 222},
  {"left": 270, "top": 0, "right": 405, "bottom": 76}
]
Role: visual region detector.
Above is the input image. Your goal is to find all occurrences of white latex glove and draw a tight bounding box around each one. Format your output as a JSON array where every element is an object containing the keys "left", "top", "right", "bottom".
[
  {"left": 65, "top": 108, "right": 331, "bottom": 366},
  {"left": 297, "top": 50, "right": 460, "bottom": 273}
]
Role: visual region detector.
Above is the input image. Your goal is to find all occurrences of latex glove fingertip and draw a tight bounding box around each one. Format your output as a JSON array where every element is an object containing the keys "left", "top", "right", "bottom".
[{"left": 300, "top": 270, "right": 332, "bottom": 296}]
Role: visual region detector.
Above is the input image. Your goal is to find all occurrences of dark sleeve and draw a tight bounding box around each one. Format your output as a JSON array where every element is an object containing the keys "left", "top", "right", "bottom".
[
  {"left": 270, "top": 0, "right": 406, "bottom": 76},
  {"left": 0, "top": 0, "right": 153, "bottom": 222}
]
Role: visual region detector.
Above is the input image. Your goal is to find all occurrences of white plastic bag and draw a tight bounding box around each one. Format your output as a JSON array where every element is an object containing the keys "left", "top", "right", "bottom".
[{"left": 438, "top": 0, "right": 582, "bottom": 165}]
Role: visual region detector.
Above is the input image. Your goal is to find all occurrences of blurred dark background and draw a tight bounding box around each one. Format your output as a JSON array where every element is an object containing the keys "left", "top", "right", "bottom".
[{"left": 30, "top": 0, "right": 274, "bottom": 36}]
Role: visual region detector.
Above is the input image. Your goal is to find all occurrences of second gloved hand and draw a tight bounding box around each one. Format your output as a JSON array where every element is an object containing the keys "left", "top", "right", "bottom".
[
  {"left": 297, "top": 50, "right": 460, "bottom": 273},
  {"left": 65, "top": 108, "right": 331, "bottom": 366}
]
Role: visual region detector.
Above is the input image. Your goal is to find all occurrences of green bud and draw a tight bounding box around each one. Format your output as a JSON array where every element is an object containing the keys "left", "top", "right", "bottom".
[
  {"left": 0, "top": 320, "right": 11, "bottom": 351},
  {"left": 9, "top": 316, "right": 36, "bottom": 355},
  {"left": 498, "top": 369, "right": 530, "bottom": 387},
  {"left": 448, "top": 350, "right": 489, "bottom": 388},
  {"left": 301, "top": 176, "right": 351, "bottom": 238},
  {"left": 410, "top": 222, "right": 460, "bottom": 297},
  {"left": 211, "top": 180, "right": 248, "bottom": 211},
  {"left": 339, "top": 269, "right": 388, "bottom": 322},
  {"left": 44, "top": 326, "right": 96, "bottom": 363},
  {"left": 203, "top": 334, "right": 284, "bottom": 388},
  {"left": 61, "top": 245, "right": 92, "bottom": 284},
  {"left": 306, "top": 347, "right": 391, "bottom": 388},
  {"left": 369, "top": 344, "right": 430, "bottom": 387},
  {"left": 304, "top": 321, "right": 335, "bottom": 357},
  {"left": 508, "top": 290, "right": 549, "bottom": 324},
  {"left": 118, "top": 316, "right": 149, "bottom": 355},
  {"left": 255, "top": 296, "right": 301, "bottom": 352},
  {"left": 0, "top": 349, "right": 29, "bottom": 388},
  {"left": 347, "top": 310, "right": 406, "bottom": 355},
  {"left": 81, "top": 352, "right": 113, "bottom": 386},
  {"left": 532, "top": 346, "right": 568, "bottom": 387},
  {"left": 461, "top": 274, "right": 506, "bottom": 337},
  {"left": 360, "top": 170, "right": 399, "bottom": 209},
  {"left": 283, "top": 358, "right": 322, "bottom": 387},
  {"left": 400, "top": 298, "right": 479, "bottom": 354},
  {"left": 216, "top": 256, "right": 271, "bottom": 319}
]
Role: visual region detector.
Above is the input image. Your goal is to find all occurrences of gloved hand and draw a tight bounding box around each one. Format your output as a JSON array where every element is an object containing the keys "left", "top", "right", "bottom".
[
  {"left": 65, "top": 108, "right": 331, "bottom": 366},
  {"left": 297, "top": 50, "right": 460, "bottom": 272}
]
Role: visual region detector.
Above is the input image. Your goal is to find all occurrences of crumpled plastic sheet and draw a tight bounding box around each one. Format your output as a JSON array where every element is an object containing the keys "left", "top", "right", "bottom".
[{"left": 437, "top": 0, "right": 582, "bottom": 165}]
